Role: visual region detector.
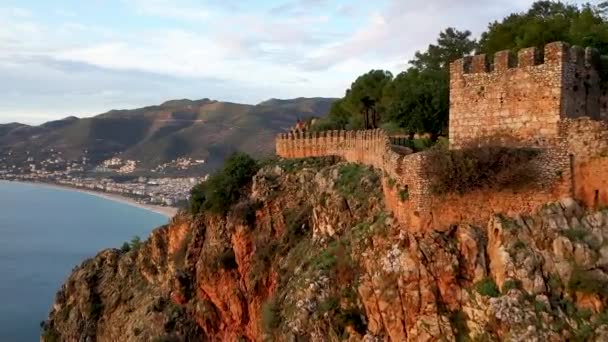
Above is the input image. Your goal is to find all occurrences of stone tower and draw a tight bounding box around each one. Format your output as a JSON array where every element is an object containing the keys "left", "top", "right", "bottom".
[{"left": 449, "top": 42, "right": 606, "bottom": 149}]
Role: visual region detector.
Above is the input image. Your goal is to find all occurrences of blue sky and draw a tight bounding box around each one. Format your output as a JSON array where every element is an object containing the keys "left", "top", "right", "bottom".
[{"left": 0, "top": 0, "right": 590, "bottom": 124}]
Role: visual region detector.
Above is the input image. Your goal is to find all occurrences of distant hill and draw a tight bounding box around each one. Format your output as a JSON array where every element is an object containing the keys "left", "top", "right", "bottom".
[{"left": 0, "top": 97, "right": 335, "bottom": 174}]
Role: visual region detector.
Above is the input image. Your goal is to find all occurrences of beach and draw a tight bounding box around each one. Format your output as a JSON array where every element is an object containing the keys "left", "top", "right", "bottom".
[{"left": 3, "top": 180, "right": 178, "bottom": 218}]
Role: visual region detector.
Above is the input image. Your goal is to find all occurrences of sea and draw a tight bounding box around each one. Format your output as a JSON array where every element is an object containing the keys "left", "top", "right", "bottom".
[{"left": 0, "top": 181, "right": 168, "bottom": 341}]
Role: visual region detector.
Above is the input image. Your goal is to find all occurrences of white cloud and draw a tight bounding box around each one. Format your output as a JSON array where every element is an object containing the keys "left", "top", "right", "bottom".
[
  {"left": 0, "top": 0, "right": 593, "bottom": 123},
  {"left": 127, "top": 0, "right": 212, "bottom": 21}
]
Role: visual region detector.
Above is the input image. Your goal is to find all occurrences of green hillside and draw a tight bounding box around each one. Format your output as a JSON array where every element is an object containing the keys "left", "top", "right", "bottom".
[{"left": 0, "top": 97, "right": 335, "bottom": 174}]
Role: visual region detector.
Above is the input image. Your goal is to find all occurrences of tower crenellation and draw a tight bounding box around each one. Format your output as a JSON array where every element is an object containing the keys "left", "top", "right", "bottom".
[{"left": 449, "top": 41, "right": 608, "bottom": 149}]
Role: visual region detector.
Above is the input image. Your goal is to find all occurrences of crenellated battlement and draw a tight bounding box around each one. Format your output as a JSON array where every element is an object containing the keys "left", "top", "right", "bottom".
[
  {"left": 450, "top": 41, "right": 608, "bottom": 150},
  {"left": 450, "top": 42, "right": 601, "bottom": 76}
]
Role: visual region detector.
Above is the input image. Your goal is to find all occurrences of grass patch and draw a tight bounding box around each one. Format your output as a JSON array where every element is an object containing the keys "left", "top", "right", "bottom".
[
  {"left": 501, "top": 279, "right": 522, "bottom": 293},
  {"left": 562, "top": 228, "right": 588, "bottom": 242},
  {"left": 261, "top": 297, "right": 281, "bottom": 333},
  {"left": 335, "top": 164, "right": 380, "bottom": 200},
  {"left": 312, "top": 247, "right": 338, "bottom": 271},
  {"left": 282, "top": 206, "right": 312, "bottom": 247},
  {"left": 275, "top": 157, "right": 337, "bottom": 173},
  {"left": 568, "top": 267, "right": 607, "bottom": 295}
]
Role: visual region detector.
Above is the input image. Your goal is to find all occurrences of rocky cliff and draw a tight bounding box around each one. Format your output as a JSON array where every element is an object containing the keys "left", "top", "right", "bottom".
[{"left": 42, "top": 158, "right": 608, "bottom": 341}]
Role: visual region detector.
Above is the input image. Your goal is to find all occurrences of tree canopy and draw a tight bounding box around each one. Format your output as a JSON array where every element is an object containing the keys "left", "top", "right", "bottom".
[{"left": 321, "top": 1, "right": 608, "bottom": 136}]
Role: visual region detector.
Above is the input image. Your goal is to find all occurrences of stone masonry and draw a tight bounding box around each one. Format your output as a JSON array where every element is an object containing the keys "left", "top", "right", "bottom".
[
  {"left": 276, "top": 41, "right": 608, "bottom": 232},
  {"left": 450, "top": 42, "right": 608, "bottom": 149}
]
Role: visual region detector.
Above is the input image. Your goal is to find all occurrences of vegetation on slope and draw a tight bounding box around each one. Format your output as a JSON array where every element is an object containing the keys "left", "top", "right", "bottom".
[{"left": 189, "top": 153, "right": 259, "bottom": 215}]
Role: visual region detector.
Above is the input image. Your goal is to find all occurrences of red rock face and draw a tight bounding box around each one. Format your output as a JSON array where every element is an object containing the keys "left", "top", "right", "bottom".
[{"left": 43, "top": 160, "right": 608, "bottom": 342}]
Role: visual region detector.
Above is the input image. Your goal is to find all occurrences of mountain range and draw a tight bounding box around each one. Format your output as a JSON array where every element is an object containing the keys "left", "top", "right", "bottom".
[{"left": 0, "top": 97, "right": 334, "bottom": 174}]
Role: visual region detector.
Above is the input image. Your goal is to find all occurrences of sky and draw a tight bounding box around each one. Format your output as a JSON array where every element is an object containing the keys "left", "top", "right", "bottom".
[{"left": 0, "top": 0, "right": 592, "bottom": 124}]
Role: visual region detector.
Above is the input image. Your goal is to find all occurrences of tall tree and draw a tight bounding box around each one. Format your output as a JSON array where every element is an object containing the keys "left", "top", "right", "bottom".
[
  {"left": 343, "top": 70, "right": 393, "bottom": 129},
  {"left": 479, "top": 1, "right": 608, "bottom": 55},
  {"left": 383, "top": 28, "right": 476, "bottom": 134},
  {"left": 411, "top": 28, "right": 478, "bottom": 71}
]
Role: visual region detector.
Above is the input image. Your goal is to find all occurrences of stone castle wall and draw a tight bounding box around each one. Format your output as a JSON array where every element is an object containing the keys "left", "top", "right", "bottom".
[
  {"left": 449, "top": 42, "right": 608, "bottom": 149},
  {"left": 276, "top": 130, "right": 430, "bottom": 224},
  {"left": 276, "top": 130, "right": 573, "bottom": 232}
]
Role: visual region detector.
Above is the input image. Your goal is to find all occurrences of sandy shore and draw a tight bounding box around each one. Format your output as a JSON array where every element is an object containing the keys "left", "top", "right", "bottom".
[{"left": 3, "top": 180, "right": 178, "bottom": 218}]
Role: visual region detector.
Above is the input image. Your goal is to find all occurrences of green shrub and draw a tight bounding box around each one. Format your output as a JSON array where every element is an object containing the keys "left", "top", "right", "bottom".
[
  {"left": 399, "top": 187, "right": 409, "bottom": 201},
  {"left": 501, "top": 279, "right": 522, "bottom": 293},
  {"left": 129, "top": 236, "right": 143, "bottom": 250},
  {"left": 283, "top": 206, "right": 311, "bottom": 246},
  {"left": 42, "top": 329, "right": 60, "bottom": 342},
  {"left": 511, "top": 240, "right": 526, "bottom": 251},
  {"left": 410, "top": 138, "right": 434, "bottom": 152},
  {"left": 574, "top": 323, "right": 594, "bottom": 341},
  {"left": 424, "top": 145, "right": 541, "bottom": 195},
  {"left": 309, "top": 116, "right": 345, "bottom": 132},
  {"left": 261, "top": 298, "right": 281, "bottom": 333},
  {"left": 275, "top": 157, "right": 337, "bottom": 174},
  {"left": 547, "top": 274, "right": 563, "bottom": 291},
  {"left": 335, "top": 164, "right": 379, "bottom": 200},
  {"left": 88, "top": 301, "right": 104, "bottom": 320},
  {"left": 120, "top": 242, "right": 131, "bottom": 253},
  {"left": 318, "top": 297, "right": 340, "bottom": 314},
  {"left": 190, "top": 153, "right": 259, "bottom": 215},
  {"left": 475, "top": 277, "right": 500, "bottom": 297},
  {"left": 568, "top": 268, "right": 606, "bottom": 295},
  {"left": 313, "top": 248, "right": 338, "bottom": 271},
  {"left": 561, "top": 229, "right": 588, "bottom": 242},
  {"left": 534, "top": 300, "right": 547, "bottom": 312},
  {"left": 387, "top": 177, "right": 397, "bottom": 189}
]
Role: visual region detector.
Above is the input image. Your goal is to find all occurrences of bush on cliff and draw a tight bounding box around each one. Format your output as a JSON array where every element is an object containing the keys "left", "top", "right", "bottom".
[
  {"left": 424, "top": 145, "right": 540, "bottom": 195},
  {"left": 475, "top": 277, "right": 500, "bottom": 297},
  {"left": 190, "top": 153, "right": 259, "bottom": 215},
  {"left": 335, "top": 164, "right": 380, "bottom": 200}
]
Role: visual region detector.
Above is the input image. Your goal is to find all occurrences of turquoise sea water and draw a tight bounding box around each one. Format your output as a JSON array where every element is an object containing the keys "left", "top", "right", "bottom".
[{"left": 0, "top": 181, "right": 168, "bottom": 341}]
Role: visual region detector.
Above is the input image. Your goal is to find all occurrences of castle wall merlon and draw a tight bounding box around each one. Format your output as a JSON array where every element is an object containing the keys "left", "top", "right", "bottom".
[
  {"left": 494, "top": 50, "right": 517, "bottom": 71},
  {"left": 586, "top": 47, "right": 601, "bottom": 68},
  {"left": 449, "top": 56, "right": 472, "bottom": 76},
  {"left": 569, "top": 46, "right": 585, "bottom": 66},
  {"left": 544, "top": 41, "right": 568, "bottom": 65},
  {"left": 517, "top": 46, "right": 542, "bottom": 67},
  {"left": 470, "top": 54, "right": 490, "bottom": 73}
]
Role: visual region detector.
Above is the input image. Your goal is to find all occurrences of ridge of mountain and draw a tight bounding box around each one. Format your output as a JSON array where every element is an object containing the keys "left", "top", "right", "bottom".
[{"left": 0, "top": 97, "right": 336, "bottom": 174}]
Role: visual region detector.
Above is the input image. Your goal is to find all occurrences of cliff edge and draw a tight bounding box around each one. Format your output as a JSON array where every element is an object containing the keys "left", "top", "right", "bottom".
[{"left": 42, "top": 158, "right": 608, "bottom": 341}]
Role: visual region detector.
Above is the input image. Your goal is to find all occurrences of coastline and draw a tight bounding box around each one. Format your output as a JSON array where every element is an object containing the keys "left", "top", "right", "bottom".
[{"left": 1, "top": 180, "right": 178, "bottom": 218}]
